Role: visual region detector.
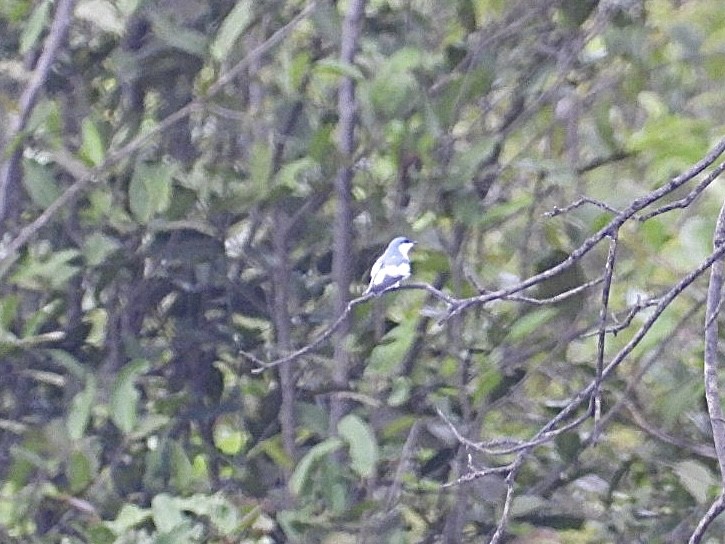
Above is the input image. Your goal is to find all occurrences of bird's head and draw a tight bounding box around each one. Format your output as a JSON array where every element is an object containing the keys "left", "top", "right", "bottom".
[{"left": 389, "top": 236, "right": 416, "bottom": 259}]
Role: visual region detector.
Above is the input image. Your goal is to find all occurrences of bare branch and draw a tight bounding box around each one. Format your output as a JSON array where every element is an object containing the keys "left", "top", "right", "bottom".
[
  {"left": 247, "top": 282, "right": 452, "bottom": 373},
  {"left": 544, "top": 196, "right": 621, "bottom": 218},
  {"left": 689, "top": 494, "right": 725, "bottom": 544},
  {"left": 501, "top": 275, "right": 603, "bottom": 305},
  {"left": 247, "top": 293, "right": 374, "bottom": 373},
  {"left": 592, "top": 234, "right": 618, "bottom": 439},
  {"left": 704, "top": 200, "right": 725, "bottom": 483},
  {"left": 444, "top": 240, "right": 725, "bottom": 543},
  {"left": 689, "top": 197, "right": 725, "bottom": 542},
  {"left": 0, "top": 0, "right": 77, "bottom": 223},
  {"left": 398, "top": 282, "right": 458, "bottom": 305},
  {"left": 624, "top": 400, "right": 716, "bottom": 460},
  {"left": 639, "top": 160, "right": 725, "bottom": 222},
  {"left": 449, "top": 137, "right": 725, "bottom": 318}
]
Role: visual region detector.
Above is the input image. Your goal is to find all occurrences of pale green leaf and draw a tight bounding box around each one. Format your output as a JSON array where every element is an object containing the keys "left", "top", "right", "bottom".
[
  {"left": 20, "top": 0, "right": 50, "bottom": 54},
  {"left": 67, "top": 376, "right": 96, "bottom": 440},
  {"left": 67, "top": 450, "right": 93, "bottom": 493},
  {"left": 110, "top": 359, "right": 149, "bottom": 434},
  {"left": 674, "top": 460, "right": 717, "bottom": 504},
  {"left": 152, "top": 493, "right": 185, "bottom": 533},
  {"left": 83, "top": 232, "right": 121, "bottom": 266},
  {"left": 289, "top": 438, "right": 343, "bottom": 496},
  {"left": 105, "top": 504, "right": 152, "bottom": 535},
  {"left": 129, "top": 162, "right": 174, "bottom": 223},
  {"left": 314, "top": 58, "right": 365, "bottom": 81},
  {"left": 10, "top": 249, "right": 81, "bottom": 291},
  {"left": 149, "top": 12, "right": 208, "bottom": 58},
  {"left": 505, "top": 308, "right": 559, "bottom": 342},
  {"left": 172, "top": 493, "right": 240, "bottom": 535},
  {"left": 338, "top": 414, "right": 379, "bottom": 478},
  {"left": 75, "top": 0, "right": 124, "bottom": 34},
  {"left": 22, "top": 159, "right": 61, "bottom": 209},
  {"left": 211, "top": 0, "right": 254, "bottom": 61},
  {"left": 79, "top": 118, "right": 106, "bottom": 166},
  {"left": 213, "top": 423, "right": 245, "bottom": 455},
  {"left": 170, "top": 441, "right": 194, "bottom": 493},
  {"left": 365, "top": 319, "right": 417, "bottom": 376}
]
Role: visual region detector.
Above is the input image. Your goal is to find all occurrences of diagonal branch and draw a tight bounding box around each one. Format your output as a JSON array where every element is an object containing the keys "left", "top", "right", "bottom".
[
  {"left": 0, "top": 0, "right": 77, "bottom": 223},
  {"left": 448, "top": 137, "right": 725, "bottom": 318}
]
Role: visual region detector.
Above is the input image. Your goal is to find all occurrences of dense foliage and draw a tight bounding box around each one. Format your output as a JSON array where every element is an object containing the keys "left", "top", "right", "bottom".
[{"left": 2, "top": 0, "right": 725, "bottom": 542}]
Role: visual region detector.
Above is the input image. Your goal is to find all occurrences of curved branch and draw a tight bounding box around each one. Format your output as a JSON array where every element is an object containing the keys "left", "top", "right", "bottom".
[
  {"left": 689, "top": 494, "right": 725, "bottom": 544},
  {"left": 689, "top": 198, "right": 725, "bottom": 542},
  {"left": 247, "top": 293, "right": 375, "bottom": 373},
  {"left": 704, "top": 200, "right": 725, "bottom": 481}
]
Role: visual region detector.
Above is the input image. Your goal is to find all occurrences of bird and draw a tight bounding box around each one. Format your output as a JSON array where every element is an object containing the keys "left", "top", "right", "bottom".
[{"left": 364, "top": 236, "right": 416, "bottom": 296}]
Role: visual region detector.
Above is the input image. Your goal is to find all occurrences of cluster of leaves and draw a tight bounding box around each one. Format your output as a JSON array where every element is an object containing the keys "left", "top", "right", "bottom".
[{"left": 1, "top": 0, "right": 725, "bottom": 542}]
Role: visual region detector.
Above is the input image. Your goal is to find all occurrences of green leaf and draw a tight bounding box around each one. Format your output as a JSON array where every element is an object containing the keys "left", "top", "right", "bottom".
[
  {"left": 275, "top": 157, "right": 319, "bottom": 194},
  {"left": 22, "top": 159, "right": 61, "bottom": 208},
  {"left": 10, "top": 249, "right": 81, "bottom": 291},
  {"left": 67, "top": 450, "right": 93, "bottom": 493},
  {"left": 673, "top": 460, "right": 717, "bottom": 504},
  {"left": 314, "top": 58, "right": 365, "bottom": 81},
  {"left": 82, "top": 232, "right": 121, "bottom": 266},
  {"left": 105, "top": 504, "right": 152, "bottom": 535},
  {"left": 248, "top": 142, "right": 273, "bottom": 198},
  {"left": 148, "top": 12, "right": 208, "bottom": 58},
  {"left": 289, "top": 438, "right": 343, "bottom": 496},
  {"left": 79, "top": 118, "right": 106, "bottom": 166},
  {"left": 365, "top": 319, "right": 417, "bottom": 376},
  {"left": 67, "top": 376, "right": 97, "bottom": 440},
  {"left": 211, "top": 0, "right": 254, "bottom": 61},
  {"left": 172, "top": 493, "right": 240, "bottom": 536},
  {"left": 213, "top": 422, "right": 245, "bottom": 455},
  {"left": 170, "top": 441, "right": 194, "bottom": 493},
  {"left": 19, "top": 0, "right": 50, "bottom": 54},
  {"left": 0, "top": 295, "right": 19, "bottom": 330},
  {"left": 110, "top": 359, "right": 149, "bottom": 434},
  {"left": 47, "top": 350, "right": 86, "bottom": 380},
  {"left": 75, "top": 0, "right": 125, "bottom": 34},
  {"left": 152, "top": 493, "right": 185, "bottom": 533},
  {"left": 338, "top": 414, "right": 378, "bottom": 478},
  {"left": 129, "top": 162, "right": 174, "bottom": 223},
  {"left": 505, "top": 308, "right": 559, "bottom": 342}
]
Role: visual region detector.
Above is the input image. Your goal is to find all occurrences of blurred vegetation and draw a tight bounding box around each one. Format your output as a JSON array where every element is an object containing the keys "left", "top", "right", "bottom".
[{"left": 1, "top": 0, "right": 725, "bottom": 542}]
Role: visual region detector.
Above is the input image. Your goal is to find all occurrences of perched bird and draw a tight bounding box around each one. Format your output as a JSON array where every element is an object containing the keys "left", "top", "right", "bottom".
[{"left": 364, "top": 236, "right": 416, "bottom": 296}]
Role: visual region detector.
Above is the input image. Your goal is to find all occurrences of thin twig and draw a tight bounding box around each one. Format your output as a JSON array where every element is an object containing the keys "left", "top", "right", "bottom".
[
  {"left": 447, "top": 241, "right": 725, "bottom": 482},
  {"left": 592, "top": 234, "right": 618, "bottom": 440},
  {"left": 501, "top": 275, "right": 603, "bottom": 305},
  {"left": 448, "top": 137, "right": 725, "bottom": 319},
  {"left": 581, "top": 296, "right": 660, "bottom": 338},
  {"left": 247, "top": 293, "right": 374, "bottom": 373},
  {"left": 0, "top": 0, "right": 77, "bottom": 222},
  {"left": 689, "top": 493, "right": 725, "bottom": 544},
  {"left": 544, "top": 196, "right": 621, "bottom": 218},
  {"left": 624, "top": 400, "right": 716, "bottom": 460},
  {"left": 639, "top": 160, "right": 725, "bottom": 222}
]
